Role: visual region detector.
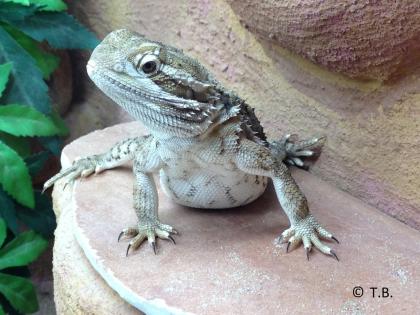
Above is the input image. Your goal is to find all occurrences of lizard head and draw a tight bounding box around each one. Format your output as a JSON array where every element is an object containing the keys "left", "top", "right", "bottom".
[{"left": 87, "top": 29, "right": 225, "bottom": 138}]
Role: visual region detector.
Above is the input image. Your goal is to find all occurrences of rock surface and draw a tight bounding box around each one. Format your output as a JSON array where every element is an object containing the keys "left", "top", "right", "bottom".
[
  {"left": 53, "top": 183, "right": 139, "bottom": 315},
  {"left": 67, "top": 0, "right": 420, "bottom": 230},
  {"left": 53, "top": 122, "right": 420, "bottom": 315},
  {"left": 227, "top": 0, "right": 420, "bottom": 80}
]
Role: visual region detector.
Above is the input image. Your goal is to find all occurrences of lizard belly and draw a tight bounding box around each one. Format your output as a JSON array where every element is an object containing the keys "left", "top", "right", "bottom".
[{"left": 159, "top": 167, "right": 268, "bottom": 209}]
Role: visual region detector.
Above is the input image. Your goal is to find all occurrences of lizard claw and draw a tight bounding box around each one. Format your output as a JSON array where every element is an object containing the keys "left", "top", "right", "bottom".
[
  {"left": 43, "top": 156, "right": 101, "bottom": 194},
  {"left": 151, "top": 241, "right": 157, "bottom": 255},
  {"left": 119, "top": 220, "right": 178, "bottom": 256},
  {"left": 118, "top": 231, "right": 124, "bottom": 242},
  {"left": 280, "top": 214, "right": 339, "bottom": 260},
  {"left": 330, "top": 249, "right": 339, "bottom": 262},
  {"left": 271, "top": 134, "right": 326, "bottom": 169},
  {"left": 62, "top": 180, "right": 74, "bottom": 191},
  {"left": 168, "top": 235, "right": 176, "bottom": 245}
]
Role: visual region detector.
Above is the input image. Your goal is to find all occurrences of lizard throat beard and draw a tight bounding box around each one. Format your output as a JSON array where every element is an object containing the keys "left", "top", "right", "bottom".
[{"left": 89, "top": 68, "right": 214, "bottom": 138}]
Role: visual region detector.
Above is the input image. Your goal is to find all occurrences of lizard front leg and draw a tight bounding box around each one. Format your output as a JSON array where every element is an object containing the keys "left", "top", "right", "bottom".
[
  {"left": 43, "top": 136, "right": 148, "bottom": 192},
  {"left": 118, "top": 148, "right": 177, "bottom": 256},
  {"left": 235, "top": 139, "right": 339, "bottom": 260}
]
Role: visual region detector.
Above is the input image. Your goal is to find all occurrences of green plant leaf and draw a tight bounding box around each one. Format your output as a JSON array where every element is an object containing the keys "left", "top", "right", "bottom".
[
  {"left": 0, "top": 62, "right": 12, "bottom": 98},
  {"left": 1, "top": 0, "right": 31, "bottom": 5},
  {"left": 0, "top": 272, "right": 38, "bottom": 313},
  {"left": 0, "top": 219, "right": 5, "bottom": 248},
  {"left": 25, "top": 151, "right": 49, "bottom": 177},
  {"left": 0, "top": 230, "right": 47, "bottom": 269},
  {"left": 0, "top": 3, "right": 37, "bottom": 22},
  {"left": 0, "top": 140, "right": 34, "bottom": 208},
  {"left": 0, "top": 104, "right": 65, "bottom": 136},
  {"left": 31, "top": 0, "right": 67, "bottom": 11},
  {"left": 4, "top": 0, "right": 68, "bottom": 11},
  {"left": 0, "top": 188, "right": 18, "bottom": 235},
  {"left": 4, "top": 25, "right": 59, "bottom": 79},
  {"left": 6, "top": 11, "right": 99, "bottom": 49},
  {"left": 0, "top": 26, "right": 51, "bottom": 114},
  {"left": 0, "top": 132, "right": 30, "bottom": 158},
  {"left": 0, "top": 303, "right": 4, "bottom": 315},
  {"left": 17, "top": 191, "right": 56, "bottom": 238},
  {"left": 38, "top": 135, "right": 61, "bottom": 156},
  {"left": 50, "top": 110, "right": 68, "bottom": 135}
]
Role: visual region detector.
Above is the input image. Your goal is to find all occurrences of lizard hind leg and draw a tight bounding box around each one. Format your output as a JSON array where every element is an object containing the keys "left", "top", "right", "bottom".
[{"left": 269, "top": 134, "right": 326, "bottom": 169}]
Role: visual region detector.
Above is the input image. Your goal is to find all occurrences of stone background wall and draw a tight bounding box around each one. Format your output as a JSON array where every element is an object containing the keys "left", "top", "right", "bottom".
[{"left": 64, "top": 0, "right": 420, "bottom": 229}]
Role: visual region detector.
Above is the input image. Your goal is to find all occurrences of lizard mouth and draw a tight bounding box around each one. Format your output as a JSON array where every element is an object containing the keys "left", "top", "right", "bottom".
[
  {"left": 90, "top": 67, "right": 216, "bottom": 137},
  {"left": 100, "top": 72, "right": 210, "bottom": 115}
]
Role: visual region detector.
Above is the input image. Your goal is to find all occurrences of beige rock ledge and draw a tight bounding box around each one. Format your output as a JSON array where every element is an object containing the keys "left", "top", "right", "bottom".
[
  {"left": 227, "top": 0, "right": 420, "bottom": 81},
  {"left": 53, "top": 122, "right": 420, "bottom": 315}
]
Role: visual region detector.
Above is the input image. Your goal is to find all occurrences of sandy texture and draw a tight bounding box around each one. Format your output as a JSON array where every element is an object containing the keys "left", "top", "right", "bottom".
[
  {"left": 52, "top": 122, "right": 420, "bottom": 314},
  {"left": 66, "top": 0, "right": 420, "bottom": 230},
  {"left": 227, "top": 0, "right": 420, "bottom": 81},
  {"left": 52, "top": 165, "right": 140, "bottom": 315}
]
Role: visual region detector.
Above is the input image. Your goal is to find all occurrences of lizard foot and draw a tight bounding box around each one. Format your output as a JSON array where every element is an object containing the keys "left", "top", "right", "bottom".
[
  {"left": 43, "top": 156, "right": 102, "bottom": 193},
  {"left": 279, "top": 214, "right": 339, "bottom": 261},
  {"left": 118, "top": 220, "right": 178, "bottom": 256},
  {"left": 271, "top": 134, "right": 326, "bottom": 169}
]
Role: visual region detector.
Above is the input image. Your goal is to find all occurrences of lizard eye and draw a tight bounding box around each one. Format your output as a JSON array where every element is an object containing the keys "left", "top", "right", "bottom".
[{"left": 139, "top": 54, "right": 160, "bottom": 75}]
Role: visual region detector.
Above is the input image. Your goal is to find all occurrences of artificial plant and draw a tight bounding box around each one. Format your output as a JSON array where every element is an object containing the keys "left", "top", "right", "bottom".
[{"left": 0, "top": 0, "right": 99, "bottom": 313}]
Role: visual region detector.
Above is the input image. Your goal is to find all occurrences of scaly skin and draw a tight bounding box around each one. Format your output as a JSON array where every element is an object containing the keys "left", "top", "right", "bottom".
[{"left": 44, "top": 29, "right": 339, "bottom": 260}]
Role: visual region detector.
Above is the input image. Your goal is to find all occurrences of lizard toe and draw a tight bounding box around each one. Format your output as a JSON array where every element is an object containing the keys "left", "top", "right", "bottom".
[
  {"left": 279, "top": 214, "right": 339, "bottom": 260},
  {"left": 126, "top": 234, "right": 147, "bottom": 256},
  {"left": 119, "top": 220, "right": 178, "bottom": 256},
  {"left": 279, "top": 226, "right": 295, "bottom": 243}
]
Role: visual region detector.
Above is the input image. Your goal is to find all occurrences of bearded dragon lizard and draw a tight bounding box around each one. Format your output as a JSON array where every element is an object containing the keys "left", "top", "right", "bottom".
[{"left": 44, "top": 29, "right": 339, "bottom": 260}]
